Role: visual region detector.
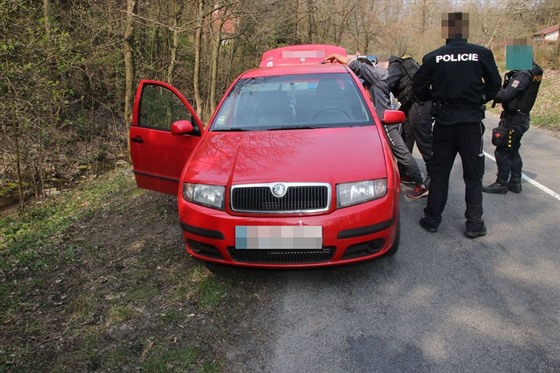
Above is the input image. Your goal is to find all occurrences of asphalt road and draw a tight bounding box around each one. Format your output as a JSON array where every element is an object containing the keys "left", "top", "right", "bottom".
[{"left": 226, "top": 113, "right": 560, "bottom": 373}]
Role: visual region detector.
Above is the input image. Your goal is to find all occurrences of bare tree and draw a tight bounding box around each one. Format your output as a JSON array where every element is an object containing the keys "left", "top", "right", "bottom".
[
  {"left": 124, "top": 0, "right": 138, "bottom": 127},
  {"left": 306, "top": 0, "right": 316, "bottom": 43},
  {"left": 166, "top": 2, "right": 186, "bottom": 85},
  {"left": 193, "top": 0, "right": 206, "bottom": 118},
  {"left": 347, "top": 1, "right": 384, "bottom": 53}
]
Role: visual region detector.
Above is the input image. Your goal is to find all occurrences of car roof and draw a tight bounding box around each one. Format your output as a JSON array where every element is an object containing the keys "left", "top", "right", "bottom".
[
  {"left": 259, "top": 44, "right": 347, "bottom": 67},
  {"left": 236, "top": 44, "right": 352, "bottom": 79},
  {"left": 239, "top": 63, "right": 351, "bottom": 79}
]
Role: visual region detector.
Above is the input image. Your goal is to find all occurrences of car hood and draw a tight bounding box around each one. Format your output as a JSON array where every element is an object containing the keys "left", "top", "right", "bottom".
[{"left": 184, "top": 126, "right": 388, "bottom": 185}]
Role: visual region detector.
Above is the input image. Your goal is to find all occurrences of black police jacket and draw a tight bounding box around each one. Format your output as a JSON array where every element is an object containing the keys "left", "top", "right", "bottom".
[
  {"left": 412, "top": 38, "right": 502, "bottom": 125},
  {"left": 495, "top": 69, "right": 532, "bottom": 112},
  {"left": 495, "top": 69, "right": 534, "bottom": 134}
]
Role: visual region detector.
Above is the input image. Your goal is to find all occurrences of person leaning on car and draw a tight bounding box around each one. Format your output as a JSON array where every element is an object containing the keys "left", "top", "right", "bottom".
[
  {"left": 412, "top": 12, "right": 502, "bottom": 238},
  {"left": 323, "top": 53, "right": 429, "bottom": 199}
]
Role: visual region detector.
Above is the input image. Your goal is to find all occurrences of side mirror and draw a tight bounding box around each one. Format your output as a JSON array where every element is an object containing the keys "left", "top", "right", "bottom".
[
  {"left": 171, "top": 120, "right": 194, "bottom": 135},
  {"left": 382, "top": 110, "right": 405, "bottom": 125}
]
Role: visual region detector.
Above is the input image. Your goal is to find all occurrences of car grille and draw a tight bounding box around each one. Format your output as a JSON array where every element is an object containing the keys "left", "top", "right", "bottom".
[
  {"left": 230, "top": 183, "right": 330, "bottom": 213},
  {"left": 227, "top": 246, "right": 335, "bottom": 264}
]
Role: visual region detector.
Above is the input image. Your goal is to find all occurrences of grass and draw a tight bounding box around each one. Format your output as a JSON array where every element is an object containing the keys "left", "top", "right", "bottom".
[
  {"left": 531, "top": 69, "right": 560, "bottom": 131},
  {"left": 109, "top": 305, "right": 137, "bottom": 323},
  {"left": 192, "top": 266, "right": 232, "bottom": 308},
  {"left": 0, "top": 169, "right": 132, "bottom": 271},
  {"left": 0, "top": 166, "right": 243, "bottom": 373},
  {"left": 140, "top": 345, "right": 220, "bottom": 373}
]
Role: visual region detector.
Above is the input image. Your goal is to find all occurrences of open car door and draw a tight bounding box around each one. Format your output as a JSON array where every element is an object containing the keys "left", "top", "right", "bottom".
[{"left": 130, "top": 80, "right": 205, "bottom": 195}]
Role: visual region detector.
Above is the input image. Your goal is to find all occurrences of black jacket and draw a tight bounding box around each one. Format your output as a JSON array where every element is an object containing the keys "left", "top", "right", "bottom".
[
  {"left": 494, "top": 69, "right": 532, "bottom": 112},
  {"left": 412, "top": 38, "right": 501, "bottom": 125},
  {"left": 495, "top": 69, "right": 533, "bottom": 133}
]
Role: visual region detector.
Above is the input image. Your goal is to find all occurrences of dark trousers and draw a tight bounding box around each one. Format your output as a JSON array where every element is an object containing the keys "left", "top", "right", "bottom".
[
  {"left": 408, "top": 101, "right": 434, "bottom": 175},
  {"left": 384, "top": 123, "right": 423, "bottom": 184},
  {"left": 423, "top": 121, "right": 485, "bottom": 231},
  {"left": 401, "top": 116, "right": 415, "bottom": 153},
  {"left": 494, "top": 113, "right": 528, "bottom": 183},
  {"left": 495, "top": 131, "right": 523, "bottom": 183}
]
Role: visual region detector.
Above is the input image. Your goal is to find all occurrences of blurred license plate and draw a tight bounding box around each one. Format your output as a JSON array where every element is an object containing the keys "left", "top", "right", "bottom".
[{"left": 235, "top": 226, "right": 322, "bottom": 250}]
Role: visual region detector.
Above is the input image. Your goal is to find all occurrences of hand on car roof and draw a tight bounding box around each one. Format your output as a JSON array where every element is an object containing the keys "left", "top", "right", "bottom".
[{"left": 323, "top": 54, "right": 351, "bottom": 65}]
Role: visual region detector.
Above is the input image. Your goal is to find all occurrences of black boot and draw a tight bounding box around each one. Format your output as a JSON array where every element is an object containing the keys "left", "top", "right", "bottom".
[
  {"left": 483, "top": 181, "right": 507, "bottom": 194},
  {"left": 508, "top": 175, "right": 522, "bottom": 193}
]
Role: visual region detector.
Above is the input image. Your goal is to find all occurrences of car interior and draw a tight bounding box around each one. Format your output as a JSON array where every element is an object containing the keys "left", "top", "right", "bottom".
[{"left": 220, "top": 75, "right": 371, "bottom": 130}]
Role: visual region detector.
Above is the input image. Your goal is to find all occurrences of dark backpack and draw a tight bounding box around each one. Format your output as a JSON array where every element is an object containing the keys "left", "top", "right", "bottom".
[
  {"left": 390, "top": 56, "right": 421, "bottom": 112},
  {"left": 517, "top": 61, "right": 543, "bottom": 113}
]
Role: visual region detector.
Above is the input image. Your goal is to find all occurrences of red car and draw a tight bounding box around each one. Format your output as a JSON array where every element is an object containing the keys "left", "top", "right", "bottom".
[{"left": 130, "top": 44, "right": 404, "bottom": 268}]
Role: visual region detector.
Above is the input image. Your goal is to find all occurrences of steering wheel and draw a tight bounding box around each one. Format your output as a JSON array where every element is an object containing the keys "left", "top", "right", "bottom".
[{"left": 311, "top": 106, "right": 352, "bottom": 121}]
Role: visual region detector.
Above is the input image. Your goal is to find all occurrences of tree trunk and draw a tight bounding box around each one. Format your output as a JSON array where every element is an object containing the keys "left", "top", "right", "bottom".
[
  {"left": 167, "top": 3, "right": 184, "bottom": 85},
  {"left": 14, "top": 129, "right": 24, "bottom": 210},
  {"left": 209, "top": 23, "right": 221, "bottom": 115},
  {"left": 124, "top": 0, "right": 138, "bottom": 128},
  {"left": 43, "top": 0, "right": 51, "bottom": 38},
  {"left": 193, "top": 0, "right": 205, "bottom": 119},
  {"left": 167, "top": 31, "right": 179, "bottom": 85},
  {"left": 556, "top": 0, "right": 560, "bottom": 61},
  {"left": 306, "top": 0, "right": 315, "bottom": 44},
  {"left": 421, "top": 0, "right": 427, "bottom": 34},
  {"left": 485, "top": 14, "right": 503, "bottom": 49}
]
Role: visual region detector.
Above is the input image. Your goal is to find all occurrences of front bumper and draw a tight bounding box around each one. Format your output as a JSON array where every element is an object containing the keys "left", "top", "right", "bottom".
[{"left": 178, "top": 190, "right": 399, "bottom": 268}]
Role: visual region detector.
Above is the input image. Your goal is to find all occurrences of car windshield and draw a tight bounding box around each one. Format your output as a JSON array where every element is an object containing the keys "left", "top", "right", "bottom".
[{"left": 211, "top": 73, "right": 373, "bottom": 131}]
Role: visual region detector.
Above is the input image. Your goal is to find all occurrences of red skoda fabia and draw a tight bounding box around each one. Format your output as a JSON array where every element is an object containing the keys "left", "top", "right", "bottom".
[{"left": 130, "top": 44, "right": 404, "bottom": 268}]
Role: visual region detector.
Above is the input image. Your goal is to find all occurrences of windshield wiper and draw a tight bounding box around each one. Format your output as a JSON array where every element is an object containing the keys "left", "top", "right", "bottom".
[
  {"left": 266, "top": 125, "right": 325, "bottom": 131},
  {"left": 213, "top": 127, "right": 251, "bottom": 132}
]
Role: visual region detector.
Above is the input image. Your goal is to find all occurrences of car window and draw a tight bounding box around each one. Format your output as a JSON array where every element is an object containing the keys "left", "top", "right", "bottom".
[
  {"left": 139, "top": 84, "right": 191, "bottom": 131},
  {"left": 211, "top": 73, "right": 372, "bottom": 131}
]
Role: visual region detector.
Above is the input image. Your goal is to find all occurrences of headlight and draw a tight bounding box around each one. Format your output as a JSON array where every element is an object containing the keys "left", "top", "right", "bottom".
[
  {"left": 336, "top": 179, "right": 387, "bottom": 208},
  {"left": 182, "top": 183, "right": 225, "bottom": 210}
]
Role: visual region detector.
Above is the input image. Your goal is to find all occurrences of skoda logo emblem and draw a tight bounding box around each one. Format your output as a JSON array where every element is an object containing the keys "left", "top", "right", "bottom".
[{"left": 271, "top": 183, "right": 287, "bottom": 198}]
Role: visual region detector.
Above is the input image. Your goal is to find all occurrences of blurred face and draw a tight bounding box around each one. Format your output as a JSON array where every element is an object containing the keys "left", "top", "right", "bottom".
[
  {"left": 506, "top": 38, "right": 533, "bottom": 70},
  {"left": 441, "top": 12, "right": 470, "bottom": 39}
]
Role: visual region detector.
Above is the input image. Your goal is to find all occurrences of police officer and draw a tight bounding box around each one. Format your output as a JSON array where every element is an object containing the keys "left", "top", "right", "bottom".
[
  {"left": 412, "top": 12, "right": 502, "bottom": 238},
  {"left": 483, "top": 60, "right": 543, "bottom": 194},
  {"left": 323, "top": 53, "right": 428, "bottom": 199}
]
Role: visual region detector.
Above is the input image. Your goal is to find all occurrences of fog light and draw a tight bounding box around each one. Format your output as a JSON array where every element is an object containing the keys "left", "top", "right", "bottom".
[
  {"left": 342, "top": 239, "right": 385, "bottom": 259},
  {"left": 368, "top": 239, "right": 383, "bottom": 253}
]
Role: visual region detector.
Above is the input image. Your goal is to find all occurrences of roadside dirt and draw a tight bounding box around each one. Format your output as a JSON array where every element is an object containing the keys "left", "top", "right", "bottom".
[{"left": 0, "top": 169, "right": 275, "bottom": 372}]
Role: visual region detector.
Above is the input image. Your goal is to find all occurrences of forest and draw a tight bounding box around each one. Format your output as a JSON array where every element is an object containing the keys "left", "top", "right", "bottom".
[{"left": 1, "top": 0, "right": 558, "bottom": 209}]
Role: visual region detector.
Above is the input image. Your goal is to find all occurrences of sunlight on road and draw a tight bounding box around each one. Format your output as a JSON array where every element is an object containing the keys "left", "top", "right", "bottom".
[{"left": 496, "top": 257, "right": 560, "bottom": 288}]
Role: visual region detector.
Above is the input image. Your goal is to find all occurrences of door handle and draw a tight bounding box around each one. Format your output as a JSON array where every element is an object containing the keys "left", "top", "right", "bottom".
[{"left": 131, "top": 136, "right": 144, "bottom": 144}]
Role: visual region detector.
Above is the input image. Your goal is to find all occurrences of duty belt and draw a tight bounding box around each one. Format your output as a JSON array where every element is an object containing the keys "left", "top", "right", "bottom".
[
  {"left": 502, "top": 109, "right": 529, "bottom": 117},
  {"left": 443, "top": 102, "right": 483, "bottom": 110}
]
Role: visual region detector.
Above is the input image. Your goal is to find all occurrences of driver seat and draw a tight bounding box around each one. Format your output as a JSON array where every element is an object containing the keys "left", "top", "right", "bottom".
[
  {"left": 310, "top": 79, "right": 351, "bottom": 122},
  {"left": 255, "top": 91, "right": 293, "bottom": 126}
]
